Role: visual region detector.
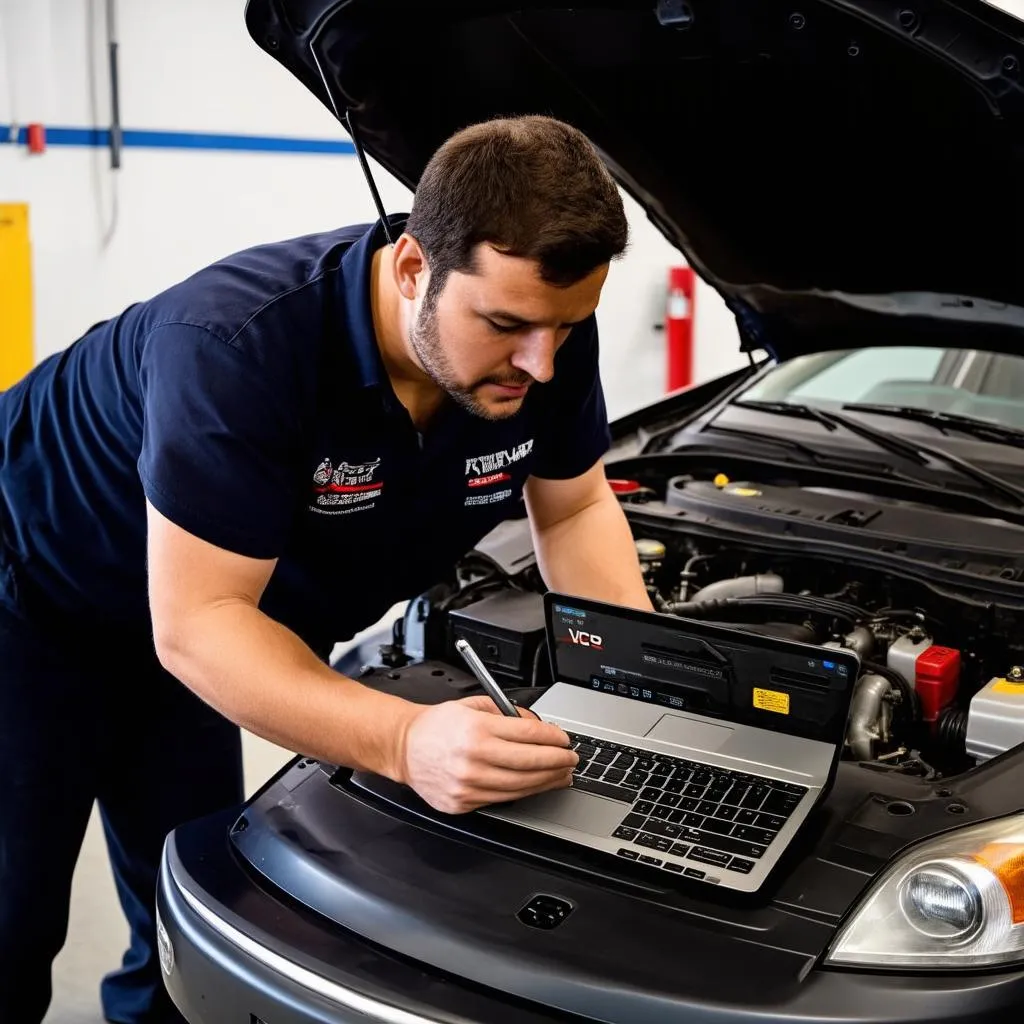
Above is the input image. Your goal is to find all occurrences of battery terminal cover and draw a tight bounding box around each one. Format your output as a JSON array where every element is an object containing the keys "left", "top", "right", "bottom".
[
  {"left": 887, "top": 634, "right": 962, "bottom": 725},
  {"left": 914, "top": 646, "right": 961, "bottom": 724}
]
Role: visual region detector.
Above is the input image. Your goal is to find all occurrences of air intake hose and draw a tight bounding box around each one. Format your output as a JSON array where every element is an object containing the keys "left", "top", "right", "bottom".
[{"left": 669, "top": 573, "right": 784, "bottom": 612}]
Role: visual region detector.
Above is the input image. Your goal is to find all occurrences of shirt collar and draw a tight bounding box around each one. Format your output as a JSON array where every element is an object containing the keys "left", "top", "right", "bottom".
[{"left": 339, "top": 214, "right": 409, "bottom": 389}]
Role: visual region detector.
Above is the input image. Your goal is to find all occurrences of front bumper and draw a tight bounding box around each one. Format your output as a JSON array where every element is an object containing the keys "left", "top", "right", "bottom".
[
  {"left": 160, "top": 801, "right": 1024, "bottom": 1024},
  {"left": 158, "top": 808, "right": 566, "bottom": 1024}
]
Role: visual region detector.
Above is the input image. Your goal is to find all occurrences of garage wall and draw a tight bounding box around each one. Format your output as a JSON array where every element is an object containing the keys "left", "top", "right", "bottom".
[{"left": 0, "top": 0, "right": 745, "bottom": 420}]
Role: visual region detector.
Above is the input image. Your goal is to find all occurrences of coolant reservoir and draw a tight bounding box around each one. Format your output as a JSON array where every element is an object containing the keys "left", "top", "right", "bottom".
[
  {"left": 635, "top": 538, "right": 666, "bottom": 563},
  {"left": 966, "top": 669, "right": 1024, "bottom": 762}
]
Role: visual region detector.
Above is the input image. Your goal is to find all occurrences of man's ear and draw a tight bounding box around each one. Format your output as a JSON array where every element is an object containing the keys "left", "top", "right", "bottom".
[{"left": 391, "top": 232, "right": 428, "bottom": 301}]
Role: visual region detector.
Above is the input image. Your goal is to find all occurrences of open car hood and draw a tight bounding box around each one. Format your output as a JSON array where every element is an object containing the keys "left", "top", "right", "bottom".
[{"left": 245, "top": 0, "right": 1024, "bottom": 361}]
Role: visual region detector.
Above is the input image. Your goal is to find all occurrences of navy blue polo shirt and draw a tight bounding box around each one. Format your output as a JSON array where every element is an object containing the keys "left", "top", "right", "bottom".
[{"left": 0, "top": 218, "right": 611, "bottom": 655}]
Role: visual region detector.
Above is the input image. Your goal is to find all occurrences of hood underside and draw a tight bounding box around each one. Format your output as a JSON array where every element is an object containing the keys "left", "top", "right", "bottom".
[{"left": 245, "top": 0, "right": 1024, "bottom": 360}]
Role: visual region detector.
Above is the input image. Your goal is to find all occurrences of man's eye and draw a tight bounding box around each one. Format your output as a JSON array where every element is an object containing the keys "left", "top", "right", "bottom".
[{"left": 486, "top": 320, "right": 520, "bottom": 334}]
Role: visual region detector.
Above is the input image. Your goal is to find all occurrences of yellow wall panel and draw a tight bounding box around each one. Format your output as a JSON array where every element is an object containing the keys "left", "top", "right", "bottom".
[{"left": 0, "top": 203, "right": 34, "bottom": 389}]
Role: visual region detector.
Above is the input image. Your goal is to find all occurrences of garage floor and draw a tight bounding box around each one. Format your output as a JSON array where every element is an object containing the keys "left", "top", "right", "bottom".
[{"left": 42, "top": 608, "right": 404, "bottom": 1024}]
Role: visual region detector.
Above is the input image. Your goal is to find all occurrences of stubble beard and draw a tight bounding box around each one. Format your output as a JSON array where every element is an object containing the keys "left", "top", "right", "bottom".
[{"left": 409, "top": 299, "right": 531, "bottom": 421}]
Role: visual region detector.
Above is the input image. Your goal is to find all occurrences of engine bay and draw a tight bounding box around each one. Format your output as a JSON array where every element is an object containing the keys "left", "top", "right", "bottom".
[{"left": 386, "top": 459, "right": 1024, "bottom": 784}]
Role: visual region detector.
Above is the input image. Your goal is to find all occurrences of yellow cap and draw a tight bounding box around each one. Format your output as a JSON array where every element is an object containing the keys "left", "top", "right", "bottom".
[{"left": 713, "top": 473, "right": 730, "bottom": 488}]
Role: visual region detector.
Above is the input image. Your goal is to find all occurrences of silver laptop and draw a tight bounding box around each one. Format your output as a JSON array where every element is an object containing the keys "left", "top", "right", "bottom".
[{"left": 479, "top": 592, "right": 860, "bottom": 894}]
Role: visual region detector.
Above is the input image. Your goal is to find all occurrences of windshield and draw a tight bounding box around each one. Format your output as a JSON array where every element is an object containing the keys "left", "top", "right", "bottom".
[{"left": 740, "top": 348, "right": 1024, "bottom": 429}]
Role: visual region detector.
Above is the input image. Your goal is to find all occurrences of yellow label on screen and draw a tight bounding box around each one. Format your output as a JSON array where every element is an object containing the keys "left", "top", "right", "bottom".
[
  {"left": 0, "top": 203, "right": 33, "bottom": 389},
  {"left": 753, "top": 687, "right": 790, "bottom": 714}
]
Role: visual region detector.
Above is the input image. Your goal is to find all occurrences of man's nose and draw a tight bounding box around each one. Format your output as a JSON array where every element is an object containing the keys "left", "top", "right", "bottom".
[{"left": 511, "top": 329, "right": 558, "bottom": 384}]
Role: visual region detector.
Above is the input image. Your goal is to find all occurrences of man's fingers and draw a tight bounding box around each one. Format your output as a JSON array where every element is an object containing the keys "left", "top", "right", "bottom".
[
  {"left": 458, "top": 694, "right": 541, "bottom": 722},
  {"left": 479, "top": 734, "right": 578, "bottom": 772},
  {"left": 485, "top": 714, "right": 572, "bottom": 748},
  {"left": 470, "top": 764, "right": 576, "bottom": 794},
  {"left": 464, "top": 767, "right": 575, "bottom": 806}
]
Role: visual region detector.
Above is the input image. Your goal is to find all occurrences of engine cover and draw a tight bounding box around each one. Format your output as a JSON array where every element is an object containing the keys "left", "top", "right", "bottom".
[{"left": 665, "top": 478, "right": 1024, "bottom": 581}]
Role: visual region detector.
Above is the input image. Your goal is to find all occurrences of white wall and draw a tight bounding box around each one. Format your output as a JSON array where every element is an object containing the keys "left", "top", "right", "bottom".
[
  {"left": 601, "top": 194, "right": 748, "bottom": 414},
  {"left": 0, "top": 0, "right": 744, "bottom": 421}
]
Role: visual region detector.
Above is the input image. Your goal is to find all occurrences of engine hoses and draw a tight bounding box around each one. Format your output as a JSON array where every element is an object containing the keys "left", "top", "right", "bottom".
[
  {"left": 668, "top": 593, "right": 865, "bottom": 633},
  {"left": 863, "top": 659, "right": 922, "bottom": 727}
]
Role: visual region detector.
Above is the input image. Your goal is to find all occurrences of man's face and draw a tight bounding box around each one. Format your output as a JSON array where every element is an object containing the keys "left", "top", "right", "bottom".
[{"left": 409, "top": 243, "right": 608, "bottom": 420}]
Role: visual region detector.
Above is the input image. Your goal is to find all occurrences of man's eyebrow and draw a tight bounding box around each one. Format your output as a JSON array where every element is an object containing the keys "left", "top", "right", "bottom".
[{"left": 483, "top": 310, "right": 587, "bottom": 329}]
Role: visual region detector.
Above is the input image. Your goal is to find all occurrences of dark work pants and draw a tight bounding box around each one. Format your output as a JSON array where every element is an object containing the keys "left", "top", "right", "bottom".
[{"left": 0, "top": 591, "right": 244, "bottom": 1023}]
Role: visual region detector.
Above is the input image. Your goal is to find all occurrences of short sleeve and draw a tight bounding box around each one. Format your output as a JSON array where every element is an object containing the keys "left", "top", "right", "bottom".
[
  {"left": 529, "top": 316, "right": 612, "bottom": 480},
  {"left": 137, "top": 323, "right": 301, "bottom": 559}
]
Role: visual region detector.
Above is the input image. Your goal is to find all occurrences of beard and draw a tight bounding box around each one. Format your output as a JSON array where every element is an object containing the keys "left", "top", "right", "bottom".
[{"left": 409, "top": 299, "right": 532, "bottom": 421}]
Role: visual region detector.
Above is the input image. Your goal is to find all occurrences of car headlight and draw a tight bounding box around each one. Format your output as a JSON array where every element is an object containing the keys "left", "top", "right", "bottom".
[{"left": 827, "top": 812, "right": 1024, "bottom": 968}]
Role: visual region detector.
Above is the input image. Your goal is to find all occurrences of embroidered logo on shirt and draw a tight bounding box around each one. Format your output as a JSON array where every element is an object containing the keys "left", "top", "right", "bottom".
[
  {"left": 463, "top": 439, "right": 533, "bottom": 507},
  {"left": 310, "top": 457, "right": 382, "bottom": 514},
  {"left": 464, "top": 440, "right": 534, "bottom": 479}
]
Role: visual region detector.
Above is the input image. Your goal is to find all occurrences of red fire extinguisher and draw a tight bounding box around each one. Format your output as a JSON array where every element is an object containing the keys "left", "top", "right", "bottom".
[{"left": 666, "top": 265, "right": 696, "bottom": 392}]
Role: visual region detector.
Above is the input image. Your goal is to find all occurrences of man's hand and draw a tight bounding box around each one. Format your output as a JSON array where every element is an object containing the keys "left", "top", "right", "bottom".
[{"left": 399, "top": 695, "right": 578, "bottom": 814}]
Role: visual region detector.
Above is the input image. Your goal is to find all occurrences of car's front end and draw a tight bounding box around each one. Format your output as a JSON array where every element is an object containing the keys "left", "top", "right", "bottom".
[{"left": 159, "top": 716, "right": 1024, "bottom": 1023}]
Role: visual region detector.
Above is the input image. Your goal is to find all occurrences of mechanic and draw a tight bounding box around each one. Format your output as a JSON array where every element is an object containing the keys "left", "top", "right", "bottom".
[
  {"left": 0, "top": 116, "right": 651, "bottom": 1019},
  {"left": 0, "top": 115, "right": 654, "bottom": 1023}
]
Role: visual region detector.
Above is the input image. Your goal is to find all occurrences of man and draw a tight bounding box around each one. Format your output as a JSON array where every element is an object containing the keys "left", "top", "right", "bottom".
[{"left": 0, "top": 114, "right": 652, "bottom": 1023}]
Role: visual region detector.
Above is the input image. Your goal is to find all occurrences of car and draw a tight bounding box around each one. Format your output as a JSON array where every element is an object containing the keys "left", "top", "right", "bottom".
[{"left": 157, "top": 1, "right": 1024, "bottom": 1021}]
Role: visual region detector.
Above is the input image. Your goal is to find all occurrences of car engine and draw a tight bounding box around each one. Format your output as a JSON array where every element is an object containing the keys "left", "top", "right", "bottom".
[
  {"left": 382, "top": 465, "right": 1024, "bottom": 782},
  {"left": 623, "top": 533, "right": 1021, "bottom": 775}
]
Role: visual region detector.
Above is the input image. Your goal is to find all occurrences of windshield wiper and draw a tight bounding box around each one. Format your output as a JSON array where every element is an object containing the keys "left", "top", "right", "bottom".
[
  {"left": 841, "top": 403, "right": 1024, "bottom": 449},
  {"left": 734, "top": 399, "right": 930, "bottom": 466},
  {"left": 704, "top": 422, "right": 937, "bottom": 488},
  {"left": 702, "top": 423, "right": 830, "bottom": 463},
  {"left": 732, "top": 399, "right": 1024, "bottom": 508},
  {"left": 732, "top": 398, "right": 842, "bottom": 434}
]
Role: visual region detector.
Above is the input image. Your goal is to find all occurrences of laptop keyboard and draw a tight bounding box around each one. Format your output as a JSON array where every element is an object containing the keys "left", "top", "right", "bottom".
[{"left": 565, "top": 732, "right": 808, "bottom": 881}]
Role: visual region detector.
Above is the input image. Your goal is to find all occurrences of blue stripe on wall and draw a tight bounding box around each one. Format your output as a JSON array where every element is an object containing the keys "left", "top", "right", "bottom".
[{"left": 1, "top": 124, "right": 356, "bottom": 155}]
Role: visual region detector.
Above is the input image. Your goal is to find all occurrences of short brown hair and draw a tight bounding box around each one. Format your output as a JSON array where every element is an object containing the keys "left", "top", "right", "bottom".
[{"left": 406, "top": 115, "right": 628, "bottom": 300}]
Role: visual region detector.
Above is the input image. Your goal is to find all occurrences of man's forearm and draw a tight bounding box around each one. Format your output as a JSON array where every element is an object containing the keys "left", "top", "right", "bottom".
[
  {"left": 156, "top": 603, "right": 419, "bottom": 780},
  {"left": 532, "top": 491, "right": 653, "bottom": 610}
]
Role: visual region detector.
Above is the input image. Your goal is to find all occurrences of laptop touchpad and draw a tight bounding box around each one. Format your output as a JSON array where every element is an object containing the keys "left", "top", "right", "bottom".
[
  {"left": 646, "top": 713, "right": 734, "bottom": 751},
  {"left": 507, "top": 791, "right": 626, "bottom": 836}
]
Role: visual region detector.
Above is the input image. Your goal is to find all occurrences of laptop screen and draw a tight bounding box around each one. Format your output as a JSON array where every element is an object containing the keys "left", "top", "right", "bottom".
[{"left": 544, "top": 593, "right": 860, "bottom": 747}]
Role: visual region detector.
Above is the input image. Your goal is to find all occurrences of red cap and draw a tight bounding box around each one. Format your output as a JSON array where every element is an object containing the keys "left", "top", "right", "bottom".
[
  {"left": 917, "top": 646, "right": 961, "bottom": 680},
  {"left": 915, "top": 646, "right": 961, "bottom": 724},
  {"left": 608, "top": 479, "right": 642, "bottom": 495}
]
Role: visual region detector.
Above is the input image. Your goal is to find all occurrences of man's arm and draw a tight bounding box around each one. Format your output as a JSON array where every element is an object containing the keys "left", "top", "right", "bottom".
[
  {"left": 524, "top": 461, "right": 654, "bottom": 611},
  {"left": 146, "top": 501, "right": 577, "bottom": 813}
]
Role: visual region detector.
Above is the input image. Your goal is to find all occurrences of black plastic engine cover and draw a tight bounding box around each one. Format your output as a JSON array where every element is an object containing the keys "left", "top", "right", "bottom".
[{"left": 663, "top": 477, "right": 1024, "bottom": 583}]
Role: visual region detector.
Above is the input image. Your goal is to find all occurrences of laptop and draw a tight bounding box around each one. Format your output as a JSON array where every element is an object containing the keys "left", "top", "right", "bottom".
[{"left": 478, "top": 592, "right": 860, "bottom": 893}]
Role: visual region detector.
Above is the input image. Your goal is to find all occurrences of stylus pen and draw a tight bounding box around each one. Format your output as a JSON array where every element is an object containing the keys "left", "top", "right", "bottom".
[{"left": 455, "top": 638, "right": 522, "bottom": 717}]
